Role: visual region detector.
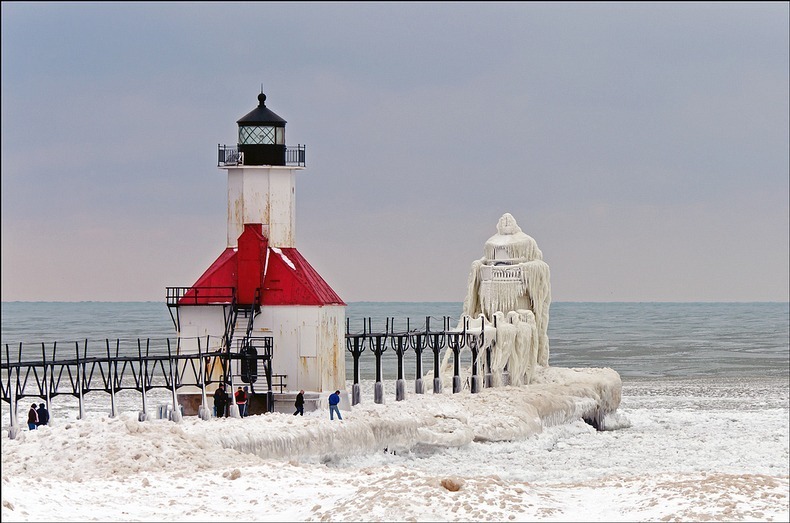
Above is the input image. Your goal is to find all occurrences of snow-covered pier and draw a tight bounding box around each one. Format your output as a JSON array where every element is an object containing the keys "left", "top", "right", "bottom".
[{"left": 1, "top": 319, "right": 622, "bottom": 439}]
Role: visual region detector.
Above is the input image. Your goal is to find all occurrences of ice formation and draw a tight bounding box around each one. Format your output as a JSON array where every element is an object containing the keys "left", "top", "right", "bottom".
[{"left": 440, "top": 213, "right": 552, "bottom": 388}]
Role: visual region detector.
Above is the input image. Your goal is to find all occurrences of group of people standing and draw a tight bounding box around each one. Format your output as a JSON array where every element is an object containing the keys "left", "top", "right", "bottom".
[
  {"left": 212, "top": 385, "right": 344, "bottom": 420},
  {"left": 213, "top": 384, "right": 249, "bottom": 418},
  {"left": 27, "top": 402, "right": 49, "bottom": 430},
  {"left": 25, "top": 388, "right": 343, "bottom": 428}
]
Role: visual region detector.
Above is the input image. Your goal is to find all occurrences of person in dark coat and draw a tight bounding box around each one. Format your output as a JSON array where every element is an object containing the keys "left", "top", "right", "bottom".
[
  {"left": 243, "top": 386, "right": 250, "bottom": 416},
  {"left": 213, "top": 384, "right": 228, "bottom": 418},
  {"left": 293, "top": 390, "right": 305, "bottom": 416},
  {"left": 27, "top": 403, "right": 38, "bottom": 430},
  {"left": 36, "top": 403, "right": 49, "bottom": 426}
]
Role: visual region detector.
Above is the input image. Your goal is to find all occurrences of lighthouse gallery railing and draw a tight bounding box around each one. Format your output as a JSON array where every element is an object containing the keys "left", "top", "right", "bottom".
[{"left": 217, "top": 144, "right": 306, "bottom": 167}]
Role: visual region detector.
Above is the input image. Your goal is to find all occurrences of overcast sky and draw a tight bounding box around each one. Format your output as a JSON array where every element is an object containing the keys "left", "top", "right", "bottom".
[{"left": 2, "top": 2, "right": 788, "bottom": 303}]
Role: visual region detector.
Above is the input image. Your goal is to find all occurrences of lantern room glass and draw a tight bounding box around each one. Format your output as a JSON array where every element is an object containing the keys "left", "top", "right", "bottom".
[{"left": 239, "top": 125, "right": 284, "bottom": 145}]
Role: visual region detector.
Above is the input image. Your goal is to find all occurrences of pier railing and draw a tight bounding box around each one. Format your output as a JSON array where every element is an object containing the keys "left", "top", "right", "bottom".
[
  {"left": 1, "top": 315, "right": 511, "bottom": 436},
  {"left": 0, "top": 335, "right": 273, "bottom": 438},
  {"left": 344, "top": 315, "right": 494, "bottom": 405}
]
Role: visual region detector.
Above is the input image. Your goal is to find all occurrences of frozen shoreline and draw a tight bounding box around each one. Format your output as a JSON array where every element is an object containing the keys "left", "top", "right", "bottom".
[{"left": 2, "top": 373, "right": 788, "bottom": 522}]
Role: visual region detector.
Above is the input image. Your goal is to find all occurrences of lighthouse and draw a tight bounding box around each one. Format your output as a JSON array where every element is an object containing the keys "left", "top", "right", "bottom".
[
  {"left": 167, "top": 91, "right": 346, "bottom": 416},
  {"left": 448, "top": 213, "right": 551, "bottom": 391}
]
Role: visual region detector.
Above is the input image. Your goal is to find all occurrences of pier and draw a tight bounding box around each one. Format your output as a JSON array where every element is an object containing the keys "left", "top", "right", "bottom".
[{"left": 1, "top": 315, "right": 501, "bottom": 438}]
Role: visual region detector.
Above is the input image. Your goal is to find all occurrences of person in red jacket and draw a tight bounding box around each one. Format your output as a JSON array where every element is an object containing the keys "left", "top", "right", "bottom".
[
  {"left": 27, "top": 403, "right": 38, "bottom": 430},
  {"left": 235, "top": 386, "right": 248, "bottom": 417}
]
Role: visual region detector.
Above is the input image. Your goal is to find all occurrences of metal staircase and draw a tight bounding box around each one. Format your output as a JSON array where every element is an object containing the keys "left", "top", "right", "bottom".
[
  {"left": 222, "top": 289, "right": 260, "bottom": 383},
  {"left": 165, "top": 286, "right": 278, "bottom": 412},
  {"left": 221, "top": 289, "right": 279, "bottom": 411}
]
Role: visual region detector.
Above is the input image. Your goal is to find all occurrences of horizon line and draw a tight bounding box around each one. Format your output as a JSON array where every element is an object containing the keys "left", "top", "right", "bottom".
[{"left": 2, "top": 300, "right": 788, "bottom": 305}]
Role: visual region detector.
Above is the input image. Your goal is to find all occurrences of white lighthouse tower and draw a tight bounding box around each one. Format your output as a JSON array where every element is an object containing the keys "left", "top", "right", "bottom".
[
  {"left": 168, "top": 91, "right": 346, "bottom": 416},
  {"left": 226, "top": 91, "right": 296, "bottom": 248}
]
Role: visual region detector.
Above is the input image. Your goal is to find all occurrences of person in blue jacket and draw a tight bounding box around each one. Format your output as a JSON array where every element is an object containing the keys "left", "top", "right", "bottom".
[{"left": 328, "top": 390, "right": 342, "bottom": 420}]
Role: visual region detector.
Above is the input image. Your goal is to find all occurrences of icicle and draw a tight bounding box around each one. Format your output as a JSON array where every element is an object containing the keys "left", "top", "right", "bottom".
[
  {"left": 491, "top": 313, "right": 515, "bottom": 387},
  {"left": 524, "top": 310, "right": 539, "bottom": 383},
  {"left": 506, "top": 313, "right": 522, "bottom": 387},
  {"left": 514, "top": 309, "right": 538, "bottom": 384},
  {"left": 520, "top": 260, "right": 551, "bottom": 366},
  {"left": 462, "top": 259, "right": 484, "bottom": 318}
]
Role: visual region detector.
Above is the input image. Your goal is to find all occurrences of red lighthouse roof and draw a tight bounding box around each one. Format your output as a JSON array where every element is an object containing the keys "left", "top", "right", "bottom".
[{"left": 181, "top": 224, "right": 344, "bottom": 307}]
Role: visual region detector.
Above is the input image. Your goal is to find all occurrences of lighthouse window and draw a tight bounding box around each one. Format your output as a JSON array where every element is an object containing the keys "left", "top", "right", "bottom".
[
  {"left": 239, "top": 125, "right": 276, "bottom": 145},
  {"left": 276, "top": 127, "right": 284, "bottom": 145}
]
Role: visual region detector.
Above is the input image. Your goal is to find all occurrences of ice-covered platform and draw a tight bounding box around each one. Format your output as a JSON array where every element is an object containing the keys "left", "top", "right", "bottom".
[{"left": 198, "top": 365, "right": 623, "bottom": 462}]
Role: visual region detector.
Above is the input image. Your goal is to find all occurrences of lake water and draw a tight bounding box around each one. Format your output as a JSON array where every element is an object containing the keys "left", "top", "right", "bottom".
[{"left": 2, "top": 301, "right": 787, "bottom": 379}]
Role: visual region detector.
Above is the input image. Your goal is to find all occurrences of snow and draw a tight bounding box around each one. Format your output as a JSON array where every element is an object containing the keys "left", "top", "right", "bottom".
[
  {"left": 271, "top": 247, "right": 296, "bottom": 270},
  {"left": 2, "top": 375, "right": 787, "bottom": 522}
]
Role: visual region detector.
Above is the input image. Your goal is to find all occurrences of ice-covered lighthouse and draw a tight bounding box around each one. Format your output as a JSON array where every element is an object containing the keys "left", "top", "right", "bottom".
[{"left": 167, "top": 91, "right": 346, "bottom": 416}]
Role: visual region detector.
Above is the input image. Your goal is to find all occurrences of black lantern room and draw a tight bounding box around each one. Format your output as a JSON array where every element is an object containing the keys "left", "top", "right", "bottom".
[{"left": 237, "top": 92, "right": 287, "bottom": 166}]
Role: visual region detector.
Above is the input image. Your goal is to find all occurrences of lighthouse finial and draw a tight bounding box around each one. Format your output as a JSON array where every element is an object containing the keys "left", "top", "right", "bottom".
[{"left": 257, "top": 83, "right": 266, "bottom": 106}]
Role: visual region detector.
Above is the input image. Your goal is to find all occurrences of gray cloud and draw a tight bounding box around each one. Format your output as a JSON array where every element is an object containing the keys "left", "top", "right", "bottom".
[{"left": 2, "top": 2, "right": 787, "bottom": 302}]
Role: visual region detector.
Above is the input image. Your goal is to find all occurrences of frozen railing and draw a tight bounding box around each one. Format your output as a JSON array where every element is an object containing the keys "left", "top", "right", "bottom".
[
  {"left": 480, "top": 264, "right": 522, "bottom": 281},
  {"left": 3, "top": 315, "right": 521, "bottom": 434},
  {"left": 345, "top": 315, "right": 495, "bottom": 406},
  {"left": 0, "top": 335, "right": 275, "bottom": 438}
]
